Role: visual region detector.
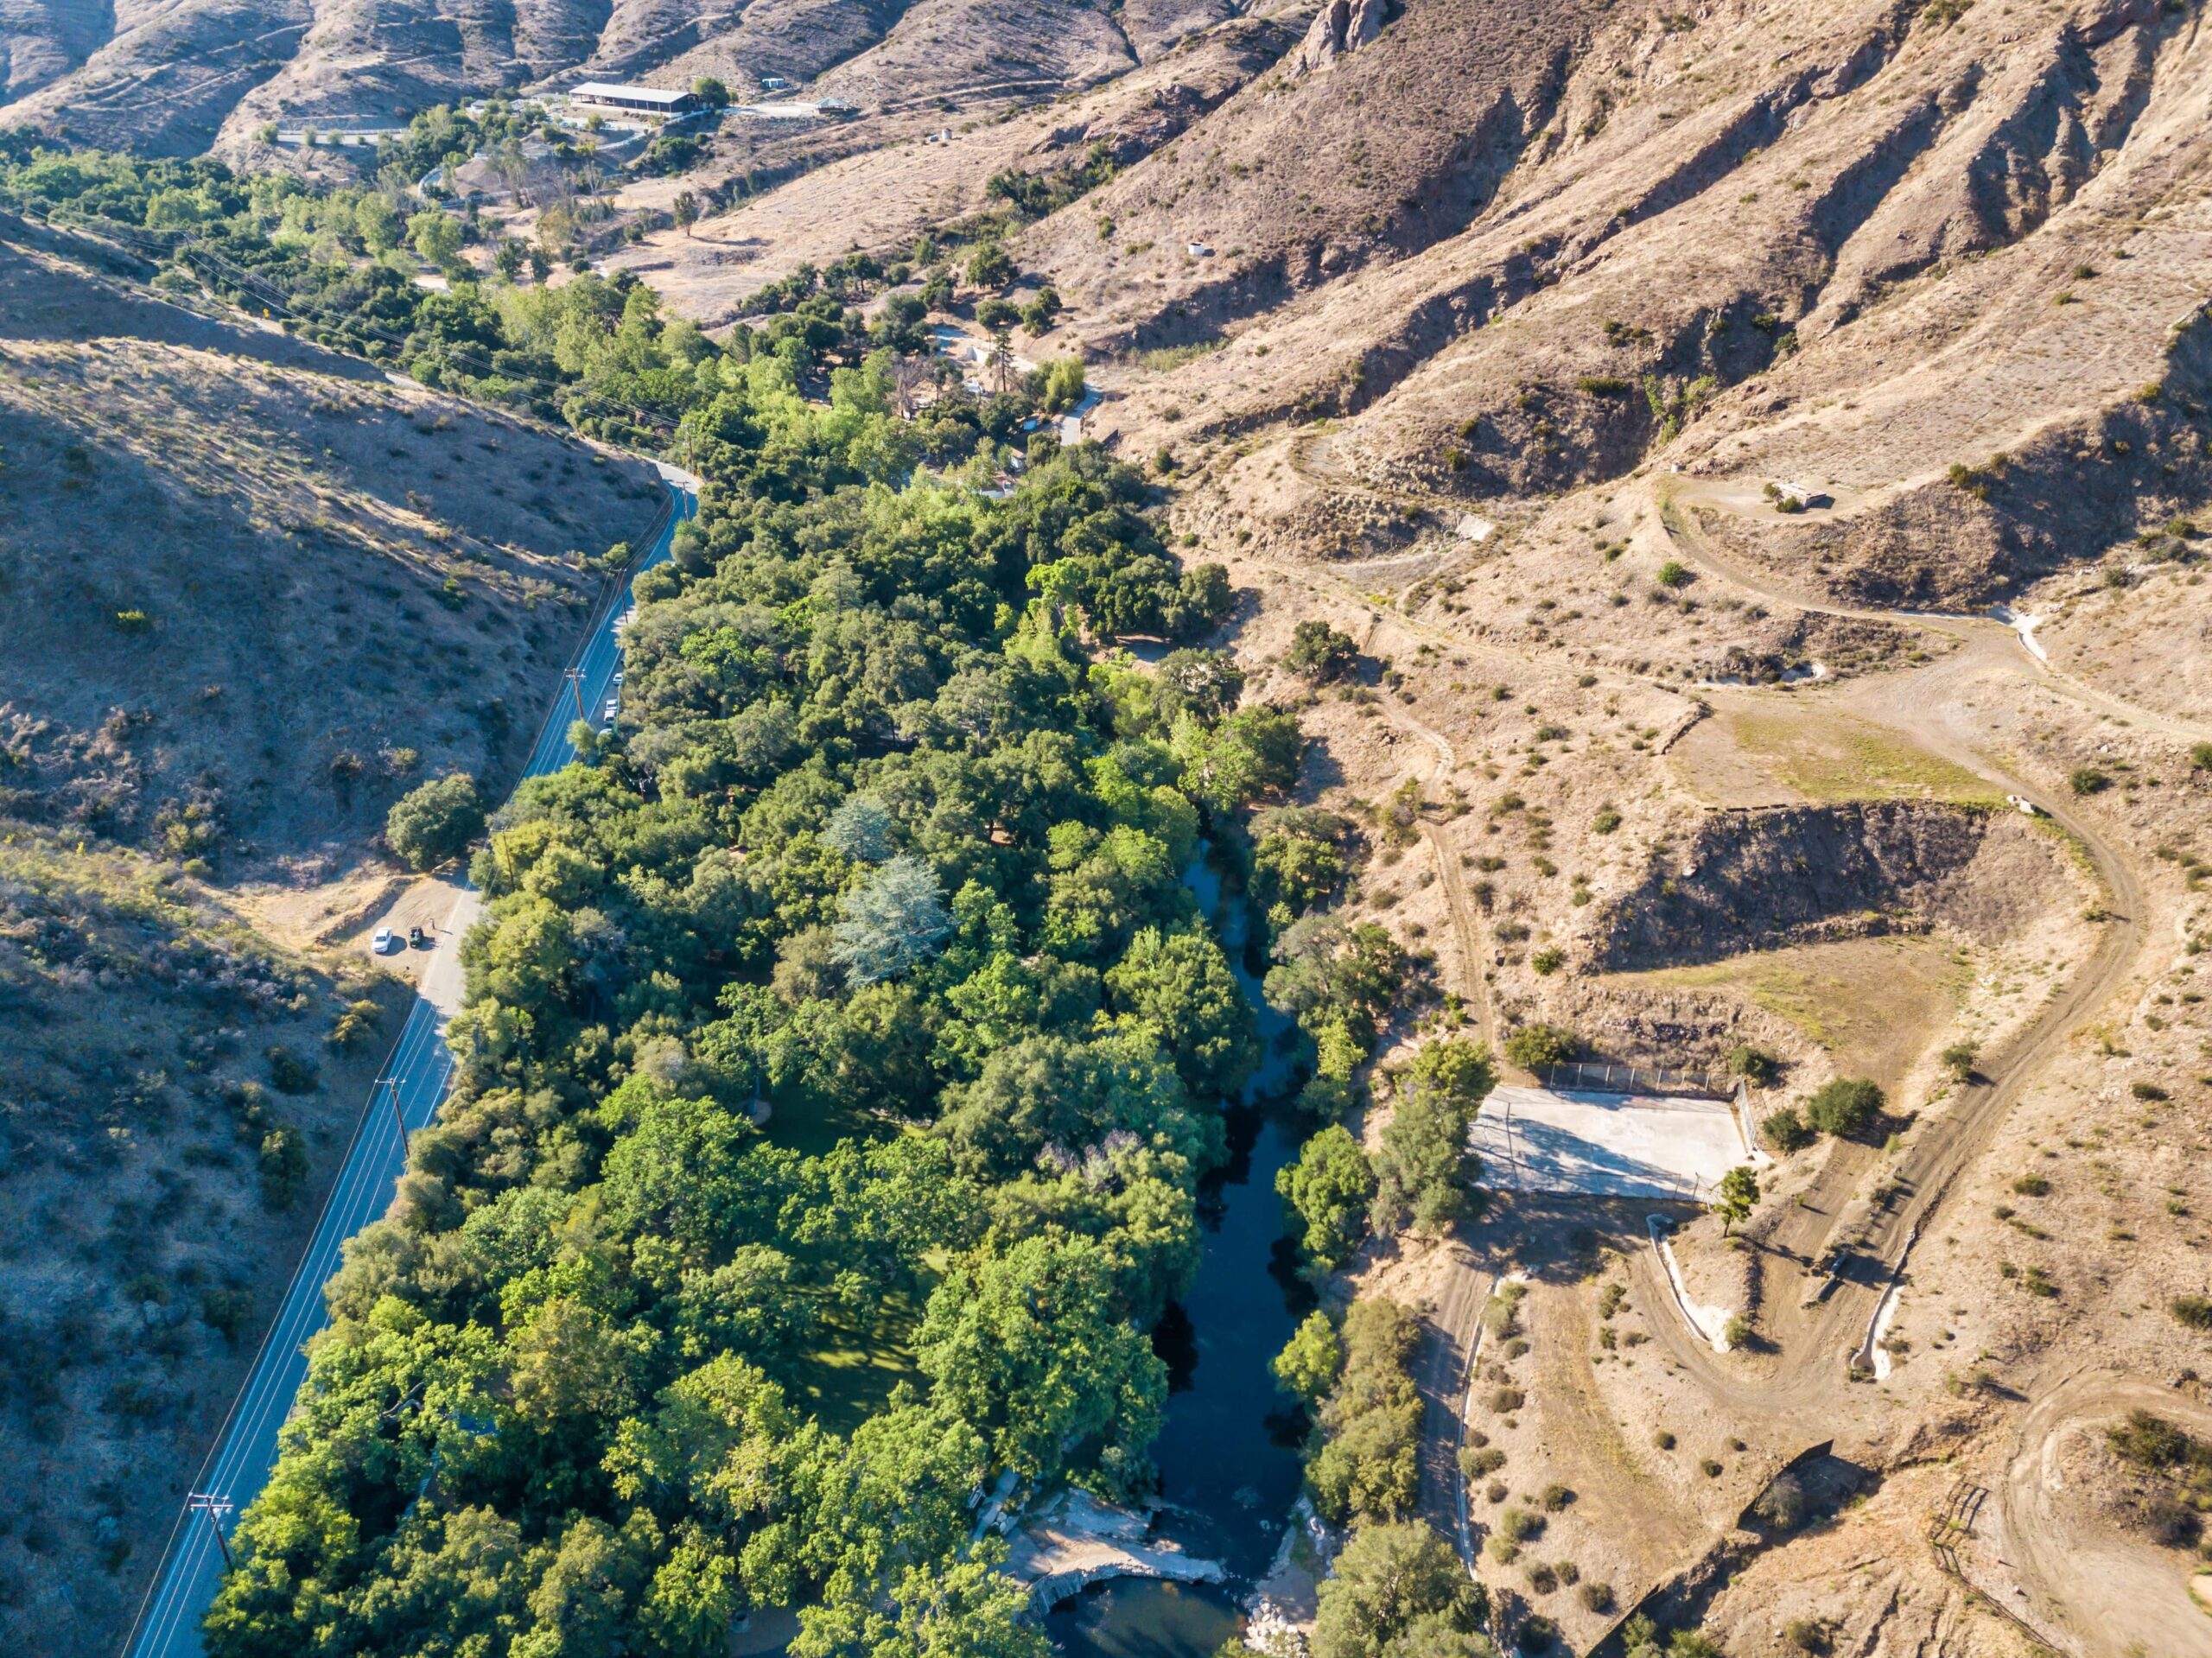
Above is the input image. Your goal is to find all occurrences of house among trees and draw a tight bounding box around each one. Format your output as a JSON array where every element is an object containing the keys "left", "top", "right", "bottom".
[
  {"left": 448, "top": 137, "right": 562, "bottom": 202},
  {"left": 567, "top": 81, "right": 700, "bottom": 117}
]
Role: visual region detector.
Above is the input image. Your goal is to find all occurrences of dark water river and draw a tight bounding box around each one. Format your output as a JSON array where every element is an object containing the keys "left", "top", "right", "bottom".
[{"left": 1048, "top": 857, "right": 1312, "bottom": 1656}]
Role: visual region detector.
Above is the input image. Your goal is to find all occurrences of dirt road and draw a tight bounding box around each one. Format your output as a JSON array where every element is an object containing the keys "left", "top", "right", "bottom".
[
  {"left": 1302, "top": 456, "right": 2199, "bottom": 1645},
  {"left": 1617, "top": 493, "right": 2158, "bottom": 1401},
  {"left": 1271, "top": 432, "right": 2211, "bottom": 1649},
  {"left": 1659, "top": 484, "right": 2212, "bottom": 748},
  {"left": 2000, "top": 1372, "right": 2212, "bottom": 1658},
  {"left": 1412, "top": 1241, "right": 1492, "bottom": 1555},
  {"left": 1609, "top": 490, "right": 2205, "bottom": 1649}
]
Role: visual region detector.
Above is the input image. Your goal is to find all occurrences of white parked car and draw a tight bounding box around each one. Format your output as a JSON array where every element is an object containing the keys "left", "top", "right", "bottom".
[
  {"left": 602, "top": 698, "right": 620, "bottom": 722},
  {"left": 372, "top": 926, "right": 398, "bottom": 955}
]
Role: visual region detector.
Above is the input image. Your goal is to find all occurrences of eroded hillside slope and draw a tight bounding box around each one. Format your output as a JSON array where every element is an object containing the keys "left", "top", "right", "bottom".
[
  {"left": 0, "top": 0, "right": 1249, "bottom": 160},
  {"left": 1085, "top": 0, "right": 2209, "bottom": 607}
]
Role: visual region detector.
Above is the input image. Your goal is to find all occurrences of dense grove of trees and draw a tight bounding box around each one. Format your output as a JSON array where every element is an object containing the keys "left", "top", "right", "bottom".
[
  {"left": 0, "top": 127, "right": 1529, "bottom": 1655},
  {"left": 175, "top": 265, "right": 1299, "bottom": 1650},
  {"left": 387, "top": 774, "right": 486, "bottom": 871},
  {"left": 0, "top": 138, "right": 1058, "bottom": 454}
]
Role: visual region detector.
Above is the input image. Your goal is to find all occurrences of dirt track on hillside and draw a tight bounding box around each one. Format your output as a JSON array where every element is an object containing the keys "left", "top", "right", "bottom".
[
  {"left": 1304, "top": 452, "right": 2204, "bottom": 1645},
  {"left": 1586, "top": 489, "right": 2196, "bottom": 1645},
  {"left": 2000, "top": 1372, "right": 2212, "bottom": 1658}
]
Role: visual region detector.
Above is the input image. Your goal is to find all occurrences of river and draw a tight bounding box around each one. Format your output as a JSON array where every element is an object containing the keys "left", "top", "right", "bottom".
[{"left": 1048, "top": 854, "right": 1313, "bottom": 1656}]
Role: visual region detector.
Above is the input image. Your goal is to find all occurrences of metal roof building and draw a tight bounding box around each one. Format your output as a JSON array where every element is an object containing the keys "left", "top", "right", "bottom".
[{"left": 568, "top": 82, "right": 699, "bottom": 114}]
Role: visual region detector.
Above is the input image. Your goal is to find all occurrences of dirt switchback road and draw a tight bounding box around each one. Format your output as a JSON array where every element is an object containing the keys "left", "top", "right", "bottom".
[
  {"left": 1618, "top": 492, "right": 2164, "bottom": 1418},
  {"left": 1267, "top": 447, "right": 2201, "bottom": 1641},
  {"left": 1601, "top": 486, "right": 2208, "bottom": 1648},
  {"left": 1332, "top": 457, "right": 2199, "bottom": 1644}
]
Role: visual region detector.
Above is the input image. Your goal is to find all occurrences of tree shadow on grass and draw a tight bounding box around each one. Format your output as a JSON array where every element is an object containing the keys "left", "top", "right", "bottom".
[{"left": 785, "top": 1280, "right": 928, "bottom": 1435}]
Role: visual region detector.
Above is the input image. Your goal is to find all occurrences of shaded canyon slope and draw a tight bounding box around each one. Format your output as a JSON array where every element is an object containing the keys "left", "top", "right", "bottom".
[{"left": 1057, "top": 0, "right": 2210, "bottom": 603}]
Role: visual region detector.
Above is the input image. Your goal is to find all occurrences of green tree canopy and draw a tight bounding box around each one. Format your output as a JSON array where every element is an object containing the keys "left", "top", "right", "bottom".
[
  {"left": 386, "top": 772, "right": 485, "bottom": 869},
  {"left": 1805, "top": 1077, "right": 1882, "bottom": 1139},
  {"left": 1313, "top": 1521, "right": 1490, "bottom": 1658},
  {"left": 1278, "top": 1123, "right": 1376, "bottom": 1270},
  {"left": 1103, "top": 924, "right": 1258, "bottom": 1101},
  {"left": 1502, "top": 1023, "right": 1577, "bottom": 1072},
  {"left": 914, "top": 1235, "right": 1166, "bottom": 1496},
  {"left": 832, "top": 854, "right": 953, "bottom": 983}
]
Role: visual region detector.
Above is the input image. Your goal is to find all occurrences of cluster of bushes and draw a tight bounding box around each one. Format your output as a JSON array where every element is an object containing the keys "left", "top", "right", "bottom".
[
  {"left": 1219, "top": 1522, "right": 1492, "bottom": 1657},
  {"left": 1763, "top": 1077, "right": 1884, "bottom": 1150},
  {"left": 747, "top": 251, "right": 887, "bottom": 316},
  {"left": 1622, "top": 1617, "right": 1725, "bottom": 1658},
  {"left": 1265, "top": 916, "right": 1408, "bottom": 1121},
  {"left": 385, "top": 772, "right": 485, "bottom": 870},
  {"left": 219, "top": 1079, "right": 310, "bottom": 1209},
  {"left": 1369, "top": 1039, "right": 1493, "bottom": 1236},
  {"left": 984, "top": 141, "right": 1119, "bottom": 221},
  {"left": 1268, "top": 1044, "right": 1479, "bottom": 1275},
  {"left": 2107, "top": 1409, "right": 2212, "bottom": 1547},
  {"left": 1248, "top": 805, "right": 1351, "bottom": 935},
  {"left": 1503, "top": 1022, "right": 1577, "bottom": 1071},
  {"left": 1286, "top": 619, "right": 1361, "bottom": 683},
  {"left": 1299, "top": 1299, "right": 1424, "bottom": 1526}
]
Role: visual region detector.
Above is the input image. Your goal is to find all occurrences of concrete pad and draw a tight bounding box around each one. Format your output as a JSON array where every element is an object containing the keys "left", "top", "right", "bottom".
[{"left": 1471, "top": 1084, "right": 1758, "bottom": 1201}]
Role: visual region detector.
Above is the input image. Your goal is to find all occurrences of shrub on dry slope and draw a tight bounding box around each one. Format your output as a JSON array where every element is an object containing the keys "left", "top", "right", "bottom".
[{"left": 1806, "top": 1077, "right": 1882, "bottom": 1140}]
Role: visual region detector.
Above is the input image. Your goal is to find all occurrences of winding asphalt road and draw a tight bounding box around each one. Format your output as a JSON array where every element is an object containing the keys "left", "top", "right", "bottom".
[{"left": 120, "top": 476, "right": 694, "bottom": 1658}]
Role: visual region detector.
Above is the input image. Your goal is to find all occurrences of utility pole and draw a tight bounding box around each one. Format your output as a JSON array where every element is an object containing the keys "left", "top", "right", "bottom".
[
  {"left": 186, "top": 1495, "right": 234, "bottom": 1571},
  {"left": 564, "top": 667, "right": 586, "bottom": 725},
  {"left": 385, "top": 1077, "right": 408, "bottom": 1151}
]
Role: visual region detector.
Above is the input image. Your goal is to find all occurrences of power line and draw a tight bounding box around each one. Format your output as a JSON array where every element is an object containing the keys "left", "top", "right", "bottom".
[{"left": 382, "top": 1076, "right": 408, "bottom": 1150}]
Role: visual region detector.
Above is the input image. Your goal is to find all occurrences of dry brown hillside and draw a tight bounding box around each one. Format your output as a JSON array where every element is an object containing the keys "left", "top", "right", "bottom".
[
  {"left": 0, "top": 0, "right": 1248, "bottom": 160},
  {"left": 1071, "top": 0, "right": 2210, "bottom": 601},
  {"left": 1020, "top": 0, "right": 1615, "bottom": 351},
  {"left": 1010, "top": 3, "right": 2212, "bottom": 1651},
  {"left": 0, "top": 228, "right": 661, "bottom": 865},
  {"left": 602, "top": 13, "right": 1290, "bottom": 323},
  {"left": 0, "top": 226, "right": 659, "bottom": 1652}
]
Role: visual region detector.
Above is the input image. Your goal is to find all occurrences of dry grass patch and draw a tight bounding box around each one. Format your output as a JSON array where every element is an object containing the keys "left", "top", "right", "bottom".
[
  {"left": 1602, "top": 936, "right": 1969, "bottom": 1091},
  {"left": 1673, "top": 702, "right": 2001, "bottom": 808}
]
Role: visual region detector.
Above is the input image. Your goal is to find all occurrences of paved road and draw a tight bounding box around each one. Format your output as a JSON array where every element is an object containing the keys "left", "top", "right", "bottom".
[
  {"left": 122, "top": 478, "right": 693, "bottom": 1658},
  {"left": 525, "top": 480, "right": 691, "bottom": 775}
]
